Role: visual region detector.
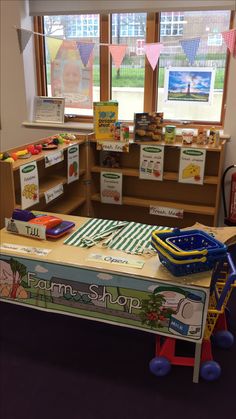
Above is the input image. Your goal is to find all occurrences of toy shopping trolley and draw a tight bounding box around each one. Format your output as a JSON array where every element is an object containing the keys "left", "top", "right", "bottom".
[
  {"left": 149, "top": 253, "right": 236, "bottom": 382},
  {"left": 151, "top": 228, "right": 227, "bottom": 276}
]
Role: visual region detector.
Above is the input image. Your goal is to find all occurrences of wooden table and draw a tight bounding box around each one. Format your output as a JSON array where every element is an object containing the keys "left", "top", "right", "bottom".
[{"left": 1, "top": 214, "right": 236, "bottom": 382}]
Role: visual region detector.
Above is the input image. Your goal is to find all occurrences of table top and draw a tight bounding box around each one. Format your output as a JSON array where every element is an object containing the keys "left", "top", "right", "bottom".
[{"left": 1, "top": 214, "right": 236, "bottom": 289}]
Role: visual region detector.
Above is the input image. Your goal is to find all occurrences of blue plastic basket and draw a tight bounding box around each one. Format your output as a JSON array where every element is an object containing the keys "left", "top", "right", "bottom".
[{"left": 151, "top": 229, "right": 227, "bottom": 276}]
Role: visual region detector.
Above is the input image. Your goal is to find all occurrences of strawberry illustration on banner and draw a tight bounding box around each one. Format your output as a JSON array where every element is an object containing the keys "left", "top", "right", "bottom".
[
  {"left": 76, "top": 42, "right": 95, "bottom": 66},
  {"left": 222, "top": 29, "right": 236, "bottom": 58},
  {"left": 109, "top": 44, "right": 127, "bottom": 69},
  {"left": 144, "top": 43, "right": 163, "bottom": 70},
  {"left": 179, "top": 37, "right": 201, "bottom": 65}
]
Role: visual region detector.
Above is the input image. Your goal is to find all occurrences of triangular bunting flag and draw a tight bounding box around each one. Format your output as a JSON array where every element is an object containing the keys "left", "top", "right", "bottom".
[
  {"left": 46, "top": 37, "right": 63, "bottom": 62},
  {"left": 76, "top": 42, "right": 95, "bottom": 66},
  {"left": 222, "top": 29, "right": 236, "bottom": 58},
  {"left": 180, "top": 37, "right": 201, "bottom": 65},
  {"left": 17, "top": 28, "right": 32, "bottom": 53},
  {"left": 109, "top": 44, "right": 127, "bottom": 69},
  {"left": 144, "top": 43, "right": 163, "bottom": 70}
]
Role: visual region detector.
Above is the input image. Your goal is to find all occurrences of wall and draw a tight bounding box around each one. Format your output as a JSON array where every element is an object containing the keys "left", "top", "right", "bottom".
[
  {"left": 0, "top": 0, "right": 59, "bottom": 150},
  {"left": 0, "top": 0, "right": 235, "bottom": 224}
]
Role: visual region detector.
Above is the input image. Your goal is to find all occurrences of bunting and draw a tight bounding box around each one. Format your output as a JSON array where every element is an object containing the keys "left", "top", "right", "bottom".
[
  {"left": 76, "top": 42, "right": 95, "bottom": 66},
  {"left": 109, "top": 44, "right": 127, "bottom": 69},
  {"left": 16, "top": 28, "right": 32, "bottom": 53},
  {"left": 46, "top": 37, "right": 63, "bottom": 62},
  {"left": 144, "top": 43, "right": 163, "bottom": 70},
  {"left": 222, "top": 29, "right": 236, "bottom": 58},
  {"left": 179, "top": 37, "right": 201, "bottom": 65}
]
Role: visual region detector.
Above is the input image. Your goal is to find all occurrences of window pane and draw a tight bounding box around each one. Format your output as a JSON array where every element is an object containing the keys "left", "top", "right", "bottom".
[
  {"left": 44, "top": 15, "right": 100, "bottom": 116},
  {"left": 111, "top": 13, "right": 147, "bottom": 120},
  {"left": 157, "top": 10, "right": 231, "bottom": 123}
]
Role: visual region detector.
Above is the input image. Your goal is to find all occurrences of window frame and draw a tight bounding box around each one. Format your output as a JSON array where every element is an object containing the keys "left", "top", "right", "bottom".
[{"left": 34, "top": 10, "right": 234, "bottom": 128}]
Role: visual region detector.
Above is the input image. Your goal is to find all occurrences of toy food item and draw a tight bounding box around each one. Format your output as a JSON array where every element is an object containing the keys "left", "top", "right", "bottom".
[
  {"left": 182, "top": 129, "right": 194, "bottom": 145},
  {"left": 165, "top": 125, "right": 176, "bottom": 144},
  {"left": 16, "top": 149, "right": 28, "bottom": 157},
  {"left": 182, "top": 164, "right": 200, "bottom": 179},
  {"left": 29, "top": 215, "right": 62, "bottom": 229}
]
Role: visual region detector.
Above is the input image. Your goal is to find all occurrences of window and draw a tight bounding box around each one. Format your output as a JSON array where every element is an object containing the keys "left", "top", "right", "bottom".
[
  {"left": 157, "top": 10, "right": 231, "bottom": 123},
  {"left": 37, "top": 9, "right": 232, "bottom": 125}
]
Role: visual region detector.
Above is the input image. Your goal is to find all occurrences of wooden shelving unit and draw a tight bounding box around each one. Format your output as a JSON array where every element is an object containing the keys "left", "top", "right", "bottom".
[
  {"left": 0, "top": 134, "right": 227, "bottom": 229},
  {"left": 0, "top": 135, "right": 89, "bottom": 228},
  {"left": 88, "top": 138, "right": 226, "bottom": 228}
]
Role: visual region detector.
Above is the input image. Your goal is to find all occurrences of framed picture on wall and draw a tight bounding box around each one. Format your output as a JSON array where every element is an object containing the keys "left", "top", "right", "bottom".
[{"left": 33, "top": 96, "right": 65, "bottom": 124}]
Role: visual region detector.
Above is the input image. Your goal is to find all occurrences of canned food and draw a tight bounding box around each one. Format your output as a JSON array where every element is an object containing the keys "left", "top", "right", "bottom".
[{"left": 165, "top": 125, "right": 176, "bottom": 144}]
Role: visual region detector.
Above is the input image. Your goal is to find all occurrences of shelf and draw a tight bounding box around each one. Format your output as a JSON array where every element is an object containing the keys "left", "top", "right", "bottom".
[
  {"left": 46, "top": 196, "right": 86, "bottom": 214},
  {"left": 91, "top": 193, "right": 215, "bottom": 216},
  {"left": 90, "top": 166, "right": 218, "bottom": 185},
  {"left": 12, "top": 140, "right": 86, "bottom": 171}
]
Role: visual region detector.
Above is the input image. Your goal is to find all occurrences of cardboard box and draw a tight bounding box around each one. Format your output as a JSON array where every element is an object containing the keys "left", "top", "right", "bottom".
[{"left": 93, "top": 101, "right": 118, "bottom": 140}]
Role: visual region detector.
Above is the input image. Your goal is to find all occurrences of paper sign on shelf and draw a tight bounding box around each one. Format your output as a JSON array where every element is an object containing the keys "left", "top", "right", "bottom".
[
  {"left": 0, "top": 243, "right": 51, "bottom": 256},
  {"left": 139, "top": 145, "right": 164, "bottom": 180},
  {"left": 67, "top": 144, "right": 79, "bottom": 183},
  {"left": 87, "top": 253, "right": 144, "bottom": 269},
  {"left": 5, "top": 218, "right": 46, "bottom": 240},
  {"left": 44, "top": 183, "right": 64, "bottom": 204},
  {"left": 100, "top": 171, "right": 122, "bottom": 205},
  {"left": 96, "top": 140, "right": 129, "bottom": 153},
  {"left": 150, "top": 205, "right": 184, "bottom": 219},
  {"left": 178, "top": 148, "right": 206, "bottom": 185},
  {"left": 20, "top": 161, "right": 39, "bottom": 210},
  {"left": 45, "top": 150, "right": 64, "bottom": 168}
]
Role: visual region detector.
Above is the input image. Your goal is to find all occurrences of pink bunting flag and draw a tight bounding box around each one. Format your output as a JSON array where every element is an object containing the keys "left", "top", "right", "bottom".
[
  {"left": 144, "top": 43, "right": 163, "bottom": 70},
  {"left": 109, "top": 44, "right": 127, "bottom": 69},
  {"left": 222, "top": 29, "right": 236, "bottom": 58}
]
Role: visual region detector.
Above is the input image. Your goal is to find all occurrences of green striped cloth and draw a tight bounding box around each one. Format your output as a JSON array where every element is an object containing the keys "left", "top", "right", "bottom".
[{"left": 64, "top": 218, "right": 171, "bottom": 255}]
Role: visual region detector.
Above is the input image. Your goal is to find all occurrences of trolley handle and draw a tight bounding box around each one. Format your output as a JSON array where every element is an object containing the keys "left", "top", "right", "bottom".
[
  {"left": 227, "top": 252, "right": 236, "bottom": 277},
  {"left": 215, "top": 253, "right": 236, "bottom": 310}
]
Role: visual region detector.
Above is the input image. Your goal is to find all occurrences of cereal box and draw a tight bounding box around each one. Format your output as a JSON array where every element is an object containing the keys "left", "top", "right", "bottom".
[{"left": 93, "top": 101, "right": 118, "bottom": 140}]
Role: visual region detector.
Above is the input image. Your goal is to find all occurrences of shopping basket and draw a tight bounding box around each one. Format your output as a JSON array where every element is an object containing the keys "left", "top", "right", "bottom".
[{"left": 151, "top": 228, "right": 227, "bottom": 276}]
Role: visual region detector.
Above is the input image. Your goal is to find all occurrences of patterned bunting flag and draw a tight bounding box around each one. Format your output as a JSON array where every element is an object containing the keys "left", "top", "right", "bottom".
[
  {"left": 180, "top": 37, "right": 201, "bottom": 65},
  {"left": 46, "top": 37, "right": 63, "bottom": 62},
  {"left": 109, "top": 44, "right": 127, "bottom": 69},
  {"left": 16, "top": 28, "right": 32, "bottom": 53},
  {"left": 144, "top": 43, "right": 163, "bottom": 70},
  {"left": 76, "top": 42, "right": 95, "bottom": 66},
  {"left": 222, "top": 29, "right": 236, "bottom": 58}
]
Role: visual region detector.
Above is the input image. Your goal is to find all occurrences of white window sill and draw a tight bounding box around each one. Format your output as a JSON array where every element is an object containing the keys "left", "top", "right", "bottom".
[{"left": 22, "top": 120, "right": 94, "bottom": 132}]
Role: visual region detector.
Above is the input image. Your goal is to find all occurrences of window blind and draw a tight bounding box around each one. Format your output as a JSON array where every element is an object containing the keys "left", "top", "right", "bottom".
[{"left": 29, "top": 0, "right": 236, "bottom": 16}]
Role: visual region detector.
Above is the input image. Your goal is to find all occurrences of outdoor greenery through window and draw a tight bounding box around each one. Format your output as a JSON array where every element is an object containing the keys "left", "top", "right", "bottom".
[{"left": 41, "top": 10, "right": 232, "bottom": 124}]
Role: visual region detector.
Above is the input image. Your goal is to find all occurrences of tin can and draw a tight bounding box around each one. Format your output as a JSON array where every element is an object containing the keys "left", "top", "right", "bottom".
[
  {"left": 165, "top": 125, "right": 176, "bottom": 144},
  {"left": 120, "top": 123, "right": 130, "bottom": 141},
  {"left": 113, "top": 122, "right": 121, "bottom": 140}
]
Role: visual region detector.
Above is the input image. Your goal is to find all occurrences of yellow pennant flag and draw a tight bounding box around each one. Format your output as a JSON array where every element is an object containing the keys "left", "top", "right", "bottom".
[{"left": 46, "top": 37, "right": 63, "bottom": 62}]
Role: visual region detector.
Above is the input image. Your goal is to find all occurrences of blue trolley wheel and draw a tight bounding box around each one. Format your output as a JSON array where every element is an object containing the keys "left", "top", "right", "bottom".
[
  {"left": 213, "top": 330, "right": 234, "bottom": 349},
  {"left": 149, "top": 356, "right": 171, "bottom": 377},
  {"left": 200, "top": 361, "right": 221, "bottom": 381}
]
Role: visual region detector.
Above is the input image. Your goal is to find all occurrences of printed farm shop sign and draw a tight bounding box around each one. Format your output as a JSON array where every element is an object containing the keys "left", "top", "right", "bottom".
[
  {"left": 20, "top": 162, "right": 39, "bottom": 209},
  {"left": 100, "top": 171, "right": 122, "bottom": 205},
  {"left": 67, "top": 144, "right": 79, "bottom": 183},
  {"left": 0, "top": 255, "right": 208, "bottom": 342},
  {"left": 178, "top": 148, "right": 206, "bottom": 185}
]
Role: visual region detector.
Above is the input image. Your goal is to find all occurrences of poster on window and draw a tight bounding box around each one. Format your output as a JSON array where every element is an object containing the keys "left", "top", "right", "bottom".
[
  {"left": 164, "top": 67, "right": 215, "bottom": 104},
  {"left": 51, "top": 40, "right": 93, "bottom": 109}
]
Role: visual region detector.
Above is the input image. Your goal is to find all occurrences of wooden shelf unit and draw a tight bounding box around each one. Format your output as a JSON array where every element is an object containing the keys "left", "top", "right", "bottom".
[
  {"left": 88, "top": 138, "right": 226, "bottom": 228},
  {"left": 0, "top": 135, "right": 89, "bottom": 228},
  {"left": 0, "top": 134, "right": 226, "bottom": 229}
]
